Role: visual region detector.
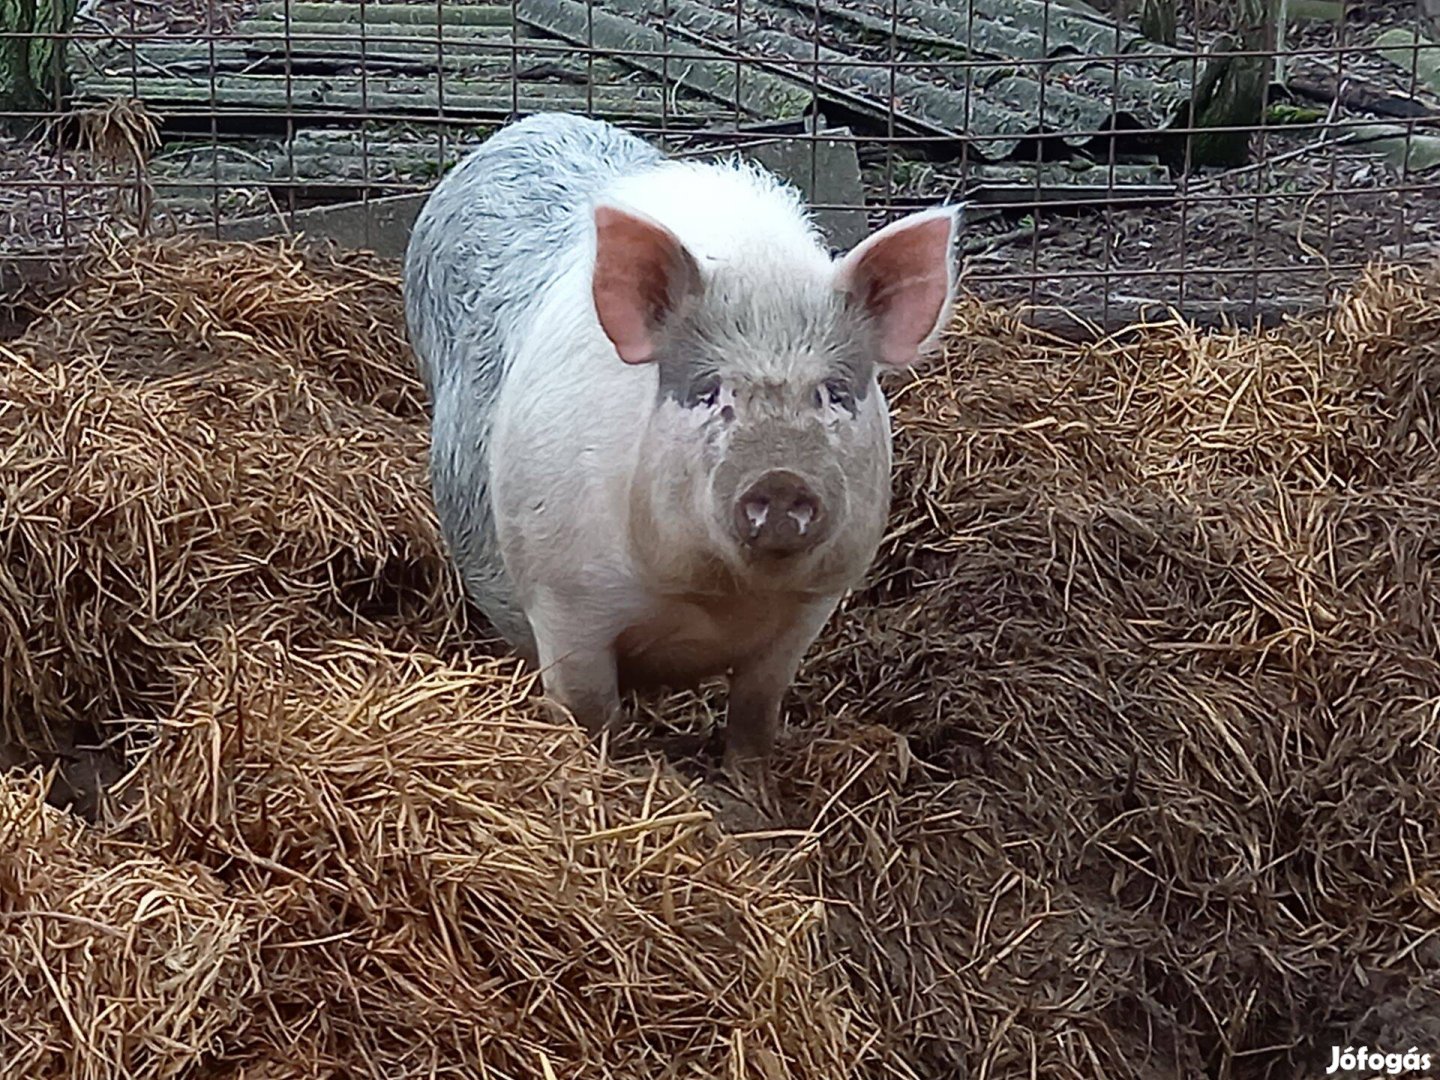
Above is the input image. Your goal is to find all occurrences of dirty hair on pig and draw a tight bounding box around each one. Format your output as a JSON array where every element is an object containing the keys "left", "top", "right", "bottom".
[
  {"left": 645, "top": 256, "right": 881, "bottom": 418},
  {"left": 403, "top": 113, "right": 962, "bottom": 784}
]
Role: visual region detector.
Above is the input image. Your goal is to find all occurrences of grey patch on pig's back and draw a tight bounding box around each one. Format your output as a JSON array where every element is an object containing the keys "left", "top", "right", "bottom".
[{"left": 402, "top": 113, "right": 664, "bottom": 649}]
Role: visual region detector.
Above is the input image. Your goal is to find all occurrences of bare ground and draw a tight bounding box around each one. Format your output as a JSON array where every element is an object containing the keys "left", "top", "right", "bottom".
[{"left": 879, "top": 0, "right": 1440, "bottom": 319}]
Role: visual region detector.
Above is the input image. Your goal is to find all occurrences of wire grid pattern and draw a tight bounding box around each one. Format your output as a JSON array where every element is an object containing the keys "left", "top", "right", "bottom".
[{"left": 2, "top": 0, "right": 1438, "bottom": 328}]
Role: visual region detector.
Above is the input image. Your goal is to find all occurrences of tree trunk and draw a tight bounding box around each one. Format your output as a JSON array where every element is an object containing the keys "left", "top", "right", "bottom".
[
  {"left": 0, "top": 0, "right": 77, "bottom": 126},
  {"left": 1423, "top": 0, "right": 1440, "bottom": 41},
  {"left": 1188, "top": 0, "right": 1279, "bottom": 167},
  {"left": 1139, "top": 0, "right": 1176, "bottom": 46}
]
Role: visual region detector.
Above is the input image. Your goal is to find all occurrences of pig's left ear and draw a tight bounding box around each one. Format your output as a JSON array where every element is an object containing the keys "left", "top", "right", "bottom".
[{"left": 835, "top": 205, "right": 961, "bottom": 369}]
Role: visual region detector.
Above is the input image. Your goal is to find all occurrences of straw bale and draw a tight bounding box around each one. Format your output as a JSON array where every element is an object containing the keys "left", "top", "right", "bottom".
[
  {"left": 0, "top": 771, "right": 258, "bottom": 1080},
  {"left": 116, "top": 631, "right": 872, "bottom": 1080},
  {"left": 757, "top": 267, "right": 1440, "bottom": 1075},
  {"left": 0, "top": 235, "right": 465, "bottom": 766}
]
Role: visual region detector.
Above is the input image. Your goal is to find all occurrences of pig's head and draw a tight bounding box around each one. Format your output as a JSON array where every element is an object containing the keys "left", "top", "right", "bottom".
[{"left": 590, "top": 196, "right": 959, "bottom": 591}]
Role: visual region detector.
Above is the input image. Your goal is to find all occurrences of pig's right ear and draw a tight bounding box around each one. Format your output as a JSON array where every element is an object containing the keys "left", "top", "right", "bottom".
[{"left": 591, "top": 203, "right": 703, "bottom": 365}]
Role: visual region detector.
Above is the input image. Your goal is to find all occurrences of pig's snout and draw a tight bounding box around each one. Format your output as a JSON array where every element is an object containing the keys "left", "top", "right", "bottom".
[{"left": 733, "top": 470, "right": 828, "bottom": 557}]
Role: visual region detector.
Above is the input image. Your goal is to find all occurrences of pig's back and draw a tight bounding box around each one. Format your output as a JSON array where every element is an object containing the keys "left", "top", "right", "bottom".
[
  {"left": 403, "top": 112, "right": 664, "bottom": 397},
  {"left": 402, "top": 113, "right": 663, "bottom": 649}
]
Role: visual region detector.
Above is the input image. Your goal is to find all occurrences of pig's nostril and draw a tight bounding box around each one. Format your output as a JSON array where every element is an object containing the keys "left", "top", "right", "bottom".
[
  {"left": 743, "top": 497, "right": 770, "bottom": 535},
  {"left": 788, "top": 500, "right": 815, "bottom": 535}
]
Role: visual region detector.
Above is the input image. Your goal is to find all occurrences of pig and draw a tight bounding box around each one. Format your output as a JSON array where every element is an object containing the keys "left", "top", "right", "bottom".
[{"left": 402, "top": 112, "right": 960, "bottom": 779}]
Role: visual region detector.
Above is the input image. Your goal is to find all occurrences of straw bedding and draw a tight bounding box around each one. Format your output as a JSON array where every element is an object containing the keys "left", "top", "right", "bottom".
[
  {"left": 0, "top": 774, "right": 254, "bottom": 1080},
  {"left": 0, "top": 237, "right": 464, "bottom": 792},
  {"left": 1, "top": 234, "right": 1438, "bottom": 1079}
]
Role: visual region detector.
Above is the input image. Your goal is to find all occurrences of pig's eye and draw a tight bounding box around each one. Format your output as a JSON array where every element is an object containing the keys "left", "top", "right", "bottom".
[
  {"left": 690, "top": 376, "right": 721, "bottom": 409},
  {"left": 818, "top": 378, "right": 854, "bottom": 411}
]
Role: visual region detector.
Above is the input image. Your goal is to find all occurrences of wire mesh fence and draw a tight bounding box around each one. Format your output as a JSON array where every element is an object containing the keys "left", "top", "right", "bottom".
[{"left": 3, "top": 0, "right": 1439, "bottom": 336}]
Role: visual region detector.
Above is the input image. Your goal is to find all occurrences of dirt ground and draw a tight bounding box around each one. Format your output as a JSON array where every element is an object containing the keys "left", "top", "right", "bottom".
[{"left": 948, "top": 0, "right": 1440, "bottom": 320}]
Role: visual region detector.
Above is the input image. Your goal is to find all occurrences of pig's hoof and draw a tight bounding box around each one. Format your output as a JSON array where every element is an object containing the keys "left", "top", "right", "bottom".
[{"left": 721, "top": 750, "right": 781, "bottom": 817}]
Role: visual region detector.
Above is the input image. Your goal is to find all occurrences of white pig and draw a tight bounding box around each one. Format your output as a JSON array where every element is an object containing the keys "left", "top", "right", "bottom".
[{"left": 403, "top": 112, "right": 959, "bottom": 776}]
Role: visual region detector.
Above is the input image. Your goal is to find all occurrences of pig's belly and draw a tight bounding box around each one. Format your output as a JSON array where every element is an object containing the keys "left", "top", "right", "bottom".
[{"left": 613, "top": 595, "right": 797, "bottom": 690}]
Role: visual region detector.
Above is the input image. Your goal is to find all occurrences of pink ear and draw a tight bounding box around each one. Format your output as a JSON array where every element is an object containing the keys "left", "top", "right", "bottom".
[
  {"left": 591, "top": 203, "right": 702, "bottom": 364},
  {"left": 836, "top": 206, "right": 960, "bottom": 369}
]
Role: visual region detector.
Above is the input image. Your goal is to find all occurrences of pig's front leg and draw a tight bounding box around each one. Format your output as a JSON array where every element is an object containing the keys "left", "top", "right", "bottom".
[
  {"left": 723, "top": 596, "right": 842, "bottom": 774},
  {"left": 528, "top": 592, "right": 624, "bottom": 738}
]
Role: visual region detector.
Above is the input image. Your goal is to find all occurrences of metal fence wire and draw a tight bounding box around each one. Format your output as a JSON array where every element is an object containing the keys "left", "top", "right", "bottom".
[{"left": 1, "top": 0, "right": 1438, "bottom": 336}]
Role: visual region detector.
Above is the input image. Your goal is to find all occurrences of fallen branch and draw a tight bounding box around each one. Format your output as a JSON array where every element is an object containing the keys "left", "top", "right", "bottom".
[{"left": 1287, "top": 74, "right": 1440, "bottom": 122}]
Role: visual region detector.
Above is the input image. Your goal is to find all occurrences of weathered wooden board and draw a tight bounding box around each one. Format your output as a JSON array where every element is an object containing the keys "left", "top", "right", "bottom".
[
  {"left": 88, "top": 31, "right": 631, "bottom": 86},
  {"left": 254, "top": 2, "right": 514, "bottom": 26},
  {"left": 961, "top": 160, "right": 1175, "bottom": 209},
  {"left": 514, "top": 0, "right": 811, "bottom": 121},
  {"left": 146, "top": 128, "right": 470, "bottom": 195},
  {"left": 73, "top": 73, "right": 721, "bottom": 123},
  {"left": 236, "top": 18, "right": 516, "bottom": 44}
]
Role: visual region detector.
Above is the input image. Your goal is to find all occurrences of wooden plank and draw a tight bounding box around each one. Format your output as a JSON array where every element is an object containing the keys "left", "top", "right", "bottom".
[
  {"left": 961, "top": 156, "right": 1174, "bottom": 198},
  {"left": 964, "top": 161, "right": 1171, "bottom": 186},
  {"left": 89, "top": 41, "right": 257, "bottom": 73},
  {"left": 740, "top": 28, "right": 991, "bottom": 139},
  {"left": 514, "top": 0, "right": 811, "bottom": 120},
  {"left": 253, "top": 2, "right": 513, "bottom": 26},
  {"left": 92, "top": 39, "right": 482, "bottom": 78},
  {"left": 962, "top": 180, "right": 1175, "bottom": 211},
  {"left": 153, "top": 153, "right": 413, "bottom": 186},
  {"left": 238, "top": 18, "right": 515, "bottom": 40},
  {"left": 72, "top": 74, "right": 723, "bottom": 123},
  {"left": 154, "top": 128, "right": 458, "bottom": 165},
  {"left": 147, "top": 135, "right": 455, "bottom": 191},
  {"left": 90, "top": 32, "right": 631, "bottom": 85}
]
